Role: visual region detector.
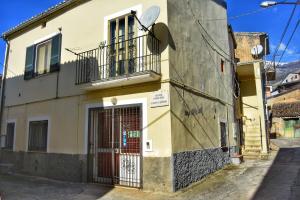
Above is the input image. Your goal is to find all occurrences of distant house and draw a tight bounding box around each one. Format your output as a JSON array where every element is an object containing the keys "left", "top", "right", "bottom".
[
  {"left": 270, "top": 98, "right": 300, "bottom": 138},
  {"left": 265, "top": 85, "right": 273, "bottom": 98},
  {"left": 281, "top": 70, "right": 300, "bottom": 84},
  {"left": 267, "top": 69, "right": 300, "bottom": 138}
]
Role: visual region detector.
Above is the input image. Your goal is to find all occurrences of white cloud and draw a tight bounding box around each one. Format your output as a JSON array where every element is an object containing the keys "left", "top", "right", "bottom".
[
  {"left": 278, "top": 43, "right": 286, "bottom": 51},
  {"left": 286, "top": 48, "right": 295, "bottom": 55},
  {"left": 274, "top": 43, "right": 295, "bottom": 55}
]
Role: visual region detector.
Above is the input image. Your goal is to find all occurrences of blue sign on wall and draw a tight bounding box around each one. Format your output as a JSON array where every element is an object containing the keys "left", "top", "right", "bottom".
[{"left": 123, "top": 130, "right": 127, "bottom": 147}]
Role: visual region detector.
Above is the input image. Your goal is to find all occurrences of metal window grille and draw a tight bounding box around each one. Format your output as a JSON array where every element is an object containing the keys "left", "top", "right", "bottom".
[
  {"left": 5, "top": 123, "right": 15, "bottom": 150},
  {"left": 28, "top": 120, "right": 48, "bottom": 152},
  {"left": 220, "top": 122, "right": 227, "bottom": 148}
]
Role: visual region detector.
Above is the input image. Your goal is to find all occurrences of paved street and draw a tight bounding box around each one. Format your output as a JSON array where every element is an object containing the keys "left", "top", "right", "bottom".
[
  {"left": 1, "top": 138, "right": 300, "bottom": 200},
  {"left": 252, "top": 138, "right": 300, "bottom": 200}
]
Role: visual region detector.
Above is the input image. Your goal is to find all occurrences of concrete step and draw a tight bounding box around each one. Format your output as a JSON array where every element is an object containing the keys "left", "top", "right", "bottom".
[
  {"left": 245, "top": 138, "right": 261, "bottom": 142},
  {"left": 245, "top": 129, "right": 261, "bottom": 133},
  {"left": 243, "top": 149, "right": 261, "bottom": 154},
  {"left": 245, "top": 137, "right": 261, "bottom": 141},
  {"left": 0, "top": 163, "right": 14, "bottom": 174},
  {"left": 245, "top": 126, "right": 260, "bottom": 129},
  {"left": 245, "top": 141, "right": 261, "bottom": 148},
  {"left": 242, "top": 150, "right": 261, "bottom": 159},
  {"left": 244, "top": 132, "right": 261, "bottom": 136},
  {"left": 244, "top": 144, "right": 261, "bottom": 148},
  {"left": 245, "top": 134, "right": 261, "bottom": 139},
  {"left": 243, "top": 154, "right": 260, "bottom": 159},
  {"left": 245, "top": 142, "right": 261, "bottom": 145},
  {"left": 244, "top": 149, "right": 261, "bottom": 153}
]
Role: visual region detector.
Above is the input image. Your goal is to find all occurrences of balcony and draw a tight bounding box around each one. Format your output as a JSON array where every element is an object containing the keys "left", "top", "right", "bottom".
[{"left": 75, "top": 34, "right": 161, "bottom": 90}]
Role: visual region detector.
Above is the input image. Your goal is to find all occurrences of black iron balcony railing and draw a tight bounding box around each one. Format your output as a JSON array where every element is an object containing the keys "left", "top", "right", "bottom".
[{"left": 75, "top": 34, "right": 160, "bottom": 85}]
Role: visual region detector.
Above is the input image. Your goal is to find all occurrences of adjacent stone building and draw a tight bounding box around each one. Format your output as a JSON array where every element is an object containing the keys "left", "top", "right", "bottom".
[{"left": 234, "top": 32, "right": 269, "bottom": 158}]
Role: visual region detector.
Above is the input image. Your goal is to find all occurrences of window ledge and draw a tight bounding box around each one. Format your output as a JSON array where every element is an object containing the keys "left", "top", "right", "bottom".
[
  {"left": 80, "top": 71, "right": 161, "bottom": 90},
  {"left": 27, "top": 150, "right": 47, "bottom": 154},
  {"left": 25, "top": 70, "right": 58, "bottom": 81},
  {"left": 1, "top": 148, "right": 13, "bottom": 152}
]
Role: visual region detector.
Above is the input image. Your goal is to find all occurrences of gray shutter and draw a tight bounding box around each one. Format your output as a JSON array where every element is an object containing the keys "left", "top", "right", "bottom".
[
  {"left": 50, "top": 33, "right": 62, "bottom": 72},
  {"left": 24, "top": 45, "right": 35, "bottom": 80}
]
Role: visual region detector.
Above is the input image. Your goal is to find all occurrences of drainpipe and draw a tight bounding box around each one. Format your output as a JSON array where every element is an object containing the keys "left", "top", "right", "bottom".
[{"left": 0, "top": 37, "right": 10, "bottom": 143}]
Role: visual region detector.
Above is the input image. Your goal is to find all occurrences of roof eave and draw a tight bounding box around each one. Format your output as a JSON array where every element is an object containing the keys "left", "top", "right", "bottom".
[{"left": 2, "top": 0, "right": 79, "bottom": 40}]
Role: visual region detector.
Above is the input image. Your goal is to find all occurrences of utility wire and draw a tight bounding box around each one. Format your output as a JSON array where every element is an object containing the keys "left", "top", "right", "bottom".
[
  {"left": 277, "top": 20, "right": 300, "bottom": 64},
  {"left": 186, "top": 0, "right": 233, "bottom": 63},
  {"left": 272, "top": 2, "right": 298, "bottom": 65},
  {"left": 186, "top": 0, "right": 238, "bottom": 99},
  {"left": 205, "top": 8, "right": 267, "bottom": 21},
  {"left": 230, "top": 8, "right": 266, "bottom": 20}
]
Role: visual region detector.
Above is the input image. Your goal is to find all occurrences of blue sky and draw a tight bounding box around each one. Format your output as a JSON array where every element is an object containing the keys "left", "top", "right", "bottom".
[
  {"left": 0, "top": 0, "right": 300, "bottom": 72},
  {"left": 228, "top": 0, "right": 300, "bottom": 63}
]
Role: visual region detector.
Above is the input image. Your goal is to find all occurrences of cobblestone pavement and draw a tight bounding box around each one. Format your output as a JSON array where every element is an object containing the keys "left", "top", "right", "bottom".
[{"left": 1, "top": 138, "right": 299, "bottom": 200}]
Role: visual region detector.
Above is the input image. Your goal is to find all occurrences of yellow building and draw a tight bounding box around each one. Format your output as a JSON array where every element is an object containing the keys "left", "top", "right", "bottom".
[
  {"left": 235, "top": 32, "right": 269, "bottom": 158},
  {"left": 0, "top": 0, "right": 239, "bottom": 192}
]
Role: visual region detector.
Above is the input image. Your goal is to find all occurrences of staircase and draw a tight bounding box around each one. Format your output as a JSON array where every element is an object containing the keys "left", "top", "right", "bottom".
[{"left": 242, "top": 122, "right": 262, "bottom": 159}]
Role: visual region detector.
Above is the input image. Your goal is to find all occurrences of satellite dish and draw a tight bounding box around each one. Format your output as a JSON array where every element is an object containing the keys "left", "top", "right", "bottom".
[
  {"left": 251, "top": 44, "right": 264, "bottom": 56},
  {"left": 138, "top": 6, "right": 160, "bottom": 31}
]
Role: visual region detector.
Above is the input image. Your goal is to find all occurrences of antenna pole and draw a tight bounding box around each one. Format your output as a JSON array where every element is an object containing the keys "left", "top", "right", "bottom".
[
  {"left": 65, "top": 48, "right": 79, "bottom": 56},
  {"left": 130, "top": 10, "right": 157, "bottom": 39}
]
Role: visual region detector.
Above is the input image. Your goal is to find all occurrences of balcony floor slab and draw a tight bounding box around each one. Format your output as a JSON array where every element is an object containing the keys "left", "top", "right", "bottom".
[{"left": 80, "top": 71, "right": 161, "bottom": 90}]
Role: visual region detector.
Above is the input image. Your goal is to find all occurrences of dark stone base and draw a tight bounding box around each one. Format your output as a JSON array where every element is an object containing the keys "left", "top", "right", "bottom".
[
  {"left": 172, "top": 148, "right": 231, "bottom": 191},
  {"left": 0, "top": 150, "right": 87, "bottom": 182}
]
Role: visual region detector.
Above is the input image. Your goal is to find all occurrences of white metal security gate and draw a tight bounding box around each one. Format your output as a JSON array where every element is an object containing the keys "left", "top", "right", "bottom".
[{"left": 89, "top": 106, "right": 142, "bottom": 188}]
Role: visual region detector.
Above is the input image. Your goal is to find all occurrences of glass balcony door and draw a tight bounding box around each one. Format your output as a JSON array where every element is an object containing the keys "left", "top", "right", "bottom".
[{"left": 108, "top": 15, "right": 136, "bottom": 78}]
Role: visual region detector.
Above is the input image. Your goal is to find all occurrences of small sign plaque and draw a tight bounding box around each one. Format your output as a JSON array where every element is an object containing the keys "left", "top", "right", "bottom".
[
  {"left": 122, "top": 130, "right": 127, "bottom": 147},
  {"left": 150, "top": 90, "right": 169, "bottom": 108}
]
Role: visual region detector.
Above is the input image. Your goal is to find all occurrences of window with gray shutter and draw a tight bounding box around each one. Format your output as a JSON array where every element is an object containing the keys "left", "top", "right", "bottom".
[
  {"left": 50, "top": 34, "right": 62, "bottom": 72},
  {"left": 28, "top": 120, "right": 48, "bottom": 152},
  {"left": 24, "top": 45, "right": 35, "bottom": 80},
  {"left": 24, "top": 33, "right": 62, "bottom": 80},
  {"left": 5, "top": 122, "right": 15, "bottom": 150}
]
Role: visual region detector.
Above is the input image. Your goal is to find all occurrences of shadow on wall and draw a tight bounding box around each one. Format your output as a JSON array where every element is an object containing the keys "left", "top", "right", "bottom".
[
  {"left": 148, "top": 22, "right": 176, "bottom": 54},
  {"left": 4, "top": 54, "right": 163, "bottom": 106},
  {"left": 169, "top": 63, "right": 232, "bottom": 190},
  {"left": 3, "top": 58, "right": 82, "bottom": 106},
  {"left": 168, "top": 60, "right": 223, "bottom": 150},
  {"left": 251, "top": 147, "right": 300, "bottom": 200}
]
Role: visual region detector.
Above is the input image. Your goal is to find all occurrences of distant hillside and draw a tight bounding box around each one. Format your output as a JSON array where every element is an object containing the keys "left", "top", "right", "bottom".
[{"left": 266, "top": 60, "right": 300, "bottom": 86}]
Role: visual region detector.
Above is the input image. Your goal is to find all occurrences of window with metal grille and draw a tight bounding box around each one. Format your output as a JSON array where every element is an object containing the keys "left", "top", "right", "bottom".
[
  {"left": 28, "top": 120, "right": 48, "bottom": 152},
  {"left": 5, "top": 122, "right": 15, "bottom": 150},
  {"left": 220, "top": 122, "right": 227, "bottom": 151}
]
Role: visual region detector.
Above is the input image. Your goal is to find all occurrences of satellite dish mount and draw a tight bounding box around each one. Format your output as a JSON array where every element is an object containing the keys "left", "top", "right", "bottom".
[
  {"left": 131, "top": 6, "right": 160, "bottom": 37},
  {"left": 130, "top": 10, "right": 149, "bottom": 32}
]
